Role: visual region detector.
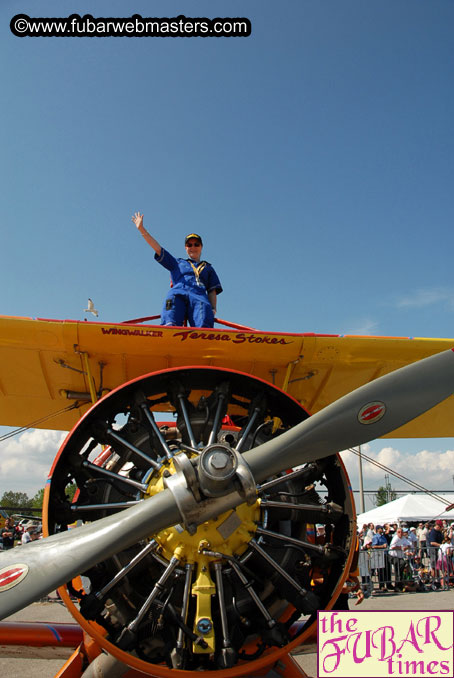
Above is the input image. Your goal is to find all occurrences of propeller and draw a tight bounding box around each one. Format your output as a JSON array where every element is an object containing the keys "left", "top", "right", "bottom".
[
  {"left": 0, "top": 488, "right": 180, "bottom": 619},
  {"left": 244, "top": 347, "right": 454, "bottom": 481},
  {"left": 1, "top": 348, "right": 453, "bottom": 620}
]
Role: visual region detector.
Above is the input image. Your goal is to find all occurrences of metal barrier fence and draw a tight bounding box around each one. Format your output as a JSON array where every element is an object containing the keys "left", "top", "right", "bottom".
[{"left": 358, "top": 546, "right": 453, "bottom": 593}]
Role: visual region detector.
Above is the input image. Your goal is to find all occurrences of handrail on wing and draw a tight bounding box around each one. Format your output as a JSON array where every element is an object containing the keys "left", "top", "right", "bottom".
[{"left": 120, "top": 315, "right": 257, "bottom": 331}]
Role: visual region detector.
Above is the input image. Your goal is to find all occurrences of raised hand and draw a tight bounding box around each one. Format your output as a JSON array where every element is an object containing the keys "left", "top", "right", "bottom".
[{"left": 132, "top": 211, "right": 144, "bottom": 229}]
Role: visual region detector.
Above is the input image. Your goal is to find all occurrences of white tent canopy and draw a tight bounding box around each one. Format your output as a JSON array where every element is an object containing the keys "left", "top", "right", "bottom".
[{"left": 356, "top": 493, "right": 454, "bottom": 527}]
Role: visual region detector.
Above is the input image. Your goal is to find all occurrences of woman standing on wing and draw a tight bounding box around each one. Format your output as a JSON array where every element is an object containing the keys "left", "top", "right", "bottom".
[{"left": 132, "top": 212, "right": 222, "bottom": 328}]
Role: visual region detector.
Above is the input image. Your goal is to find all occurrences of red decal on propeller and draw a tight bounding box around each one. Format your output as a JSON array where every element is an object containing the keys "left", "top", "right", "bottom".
[
  {"left": 0, "top": 564, "right": 29, "bottom": 592},
  {"left": 358, "top": 401, "right": 386, "bottom": 425}
]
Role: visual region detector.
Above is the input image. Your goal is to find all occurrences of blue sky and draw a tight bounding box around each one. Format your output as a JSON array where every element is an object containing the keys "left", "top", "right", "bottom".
[{"left": 1, "top": 0, "right": 453, "bottom": 507}]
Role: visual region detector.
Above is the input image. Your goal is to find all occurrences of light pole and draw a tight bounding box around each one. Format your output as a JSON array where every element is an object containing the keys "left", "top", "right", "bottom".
[{"left": 358, "top": 445, "right": 365, "bottom": 514}]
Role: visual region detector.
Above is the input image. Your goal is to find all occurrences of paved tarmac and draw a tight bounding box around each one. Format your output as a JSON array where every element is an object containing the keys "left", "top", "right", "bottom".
[
  {"left": 0, "top": 596, "right": 74, "bottom": 677},
  {"left": 0, "top": 589, "right": 452, "bottom": 677}
]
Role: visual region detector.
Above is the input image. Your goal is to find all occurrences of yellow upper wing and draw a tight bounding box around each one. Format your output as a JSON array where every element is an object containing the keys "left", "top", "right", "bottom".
[{"left": 0, "top": 315, "right": 453, "bottom": 436}]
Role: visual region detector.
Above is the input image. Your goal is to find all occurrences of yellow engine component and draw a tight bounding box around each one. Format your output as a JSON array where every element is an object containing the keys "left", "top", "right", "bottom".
[
  {"left": 144, "top": 451, "right": 261, "bottom": 654},
  {"left": 192, "top": 555, "right": 216, "bottom": 654}
]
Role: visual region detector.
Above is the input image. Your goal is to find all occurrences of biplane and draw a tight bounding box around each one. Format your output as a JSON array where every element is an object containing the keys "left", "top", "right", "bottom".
[{"left": 0, "top": 313, "right": 453, "bottom": 678}]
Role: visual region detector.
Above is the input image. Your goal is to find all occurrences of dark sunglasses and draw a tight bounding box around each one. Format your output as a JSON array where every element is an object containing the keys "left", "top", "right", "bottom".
[{"left": 186, "top": 241, "right": 201, "bottom": 247}]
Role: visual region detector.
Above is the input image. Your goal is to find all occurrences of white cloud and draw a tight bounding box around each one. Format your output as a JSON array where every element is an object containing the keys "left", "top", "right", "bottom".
[
  {"left": 340, "top": 318, "right": 380, "bottom": 336},
  {"left": 0, "top": 429, "right": 67, "bottom": 499},
  {"left": 340, "top": 444, "right": 454, "bottom": 512},
  {"left": 395, "top": 288, "right": 454, "bottom": 310}
]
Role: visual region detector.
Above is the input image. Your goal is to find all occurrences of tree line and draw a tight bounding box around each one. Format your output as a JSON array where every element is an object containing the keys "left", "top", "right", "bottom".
[
  {"left": 0, "top": 484, "right": 77, "bottom": 514},
  {"left": 0, "top": 489, "right": 45, "bottom": 512}
]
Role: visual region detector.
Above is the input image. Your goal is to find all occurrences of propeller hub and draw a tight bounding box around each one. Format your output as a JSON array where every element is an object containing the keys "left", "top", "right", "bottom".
[
  {"left": 198, "top": 444, "right": 237, "bottom": 497},
  {"left": 146, "top": 452, "right": 260, "bottom": 563},
  {"left": 209, "top": 451, "right": 230, "bottom": 470}
]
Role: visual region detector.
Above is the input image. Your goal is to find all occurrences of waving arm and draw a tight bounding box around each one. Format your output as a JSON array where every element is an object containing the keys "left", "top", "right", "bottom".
[{"left": 132, "top": 212, "right": 162, "bottom": 256}]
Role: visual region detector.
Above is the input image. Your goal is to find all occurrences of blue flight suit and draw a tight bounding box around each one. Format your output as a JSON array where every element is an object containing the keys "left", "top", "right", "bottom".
[{"left": 155, "top": 248, "right": 223, "bottom": 328}]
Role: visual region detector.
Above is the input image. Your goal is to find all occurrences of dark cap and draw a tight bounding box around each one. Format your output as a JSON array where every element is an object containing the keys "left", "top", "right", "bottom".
[{"left": 185, "top": 233, "right": 203, "bottom": 245}]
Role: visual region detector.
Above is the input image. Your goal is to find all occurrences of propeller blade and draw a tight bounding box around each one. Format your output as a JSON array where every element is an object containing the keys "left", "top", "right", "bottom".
[
  {"left": 0, "top": 489, "right": 180, "bottom": 620},
  {"left": 244, "top": 349, "right": 454, "bottom": 483},
  {"left": 1, "top": 349, "right": 452, "bottom": 619}
]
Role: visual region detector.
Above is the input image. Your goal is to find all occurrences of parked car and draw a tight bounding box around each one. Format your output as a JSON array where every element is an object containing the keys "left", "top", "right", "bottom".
[{"left": 13, "top": 515, "right": 41, "bottom": 534}]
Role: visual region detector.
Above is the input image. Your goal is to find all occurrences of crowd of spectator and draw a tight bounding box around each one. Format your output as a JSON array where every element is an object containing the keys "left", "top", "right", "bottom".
[
  {"left": 357, "top": 518, "right": 454, "bottom": 593},
  {"left": 0, "top": 516, "right": 42, "bottom": 549}
]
